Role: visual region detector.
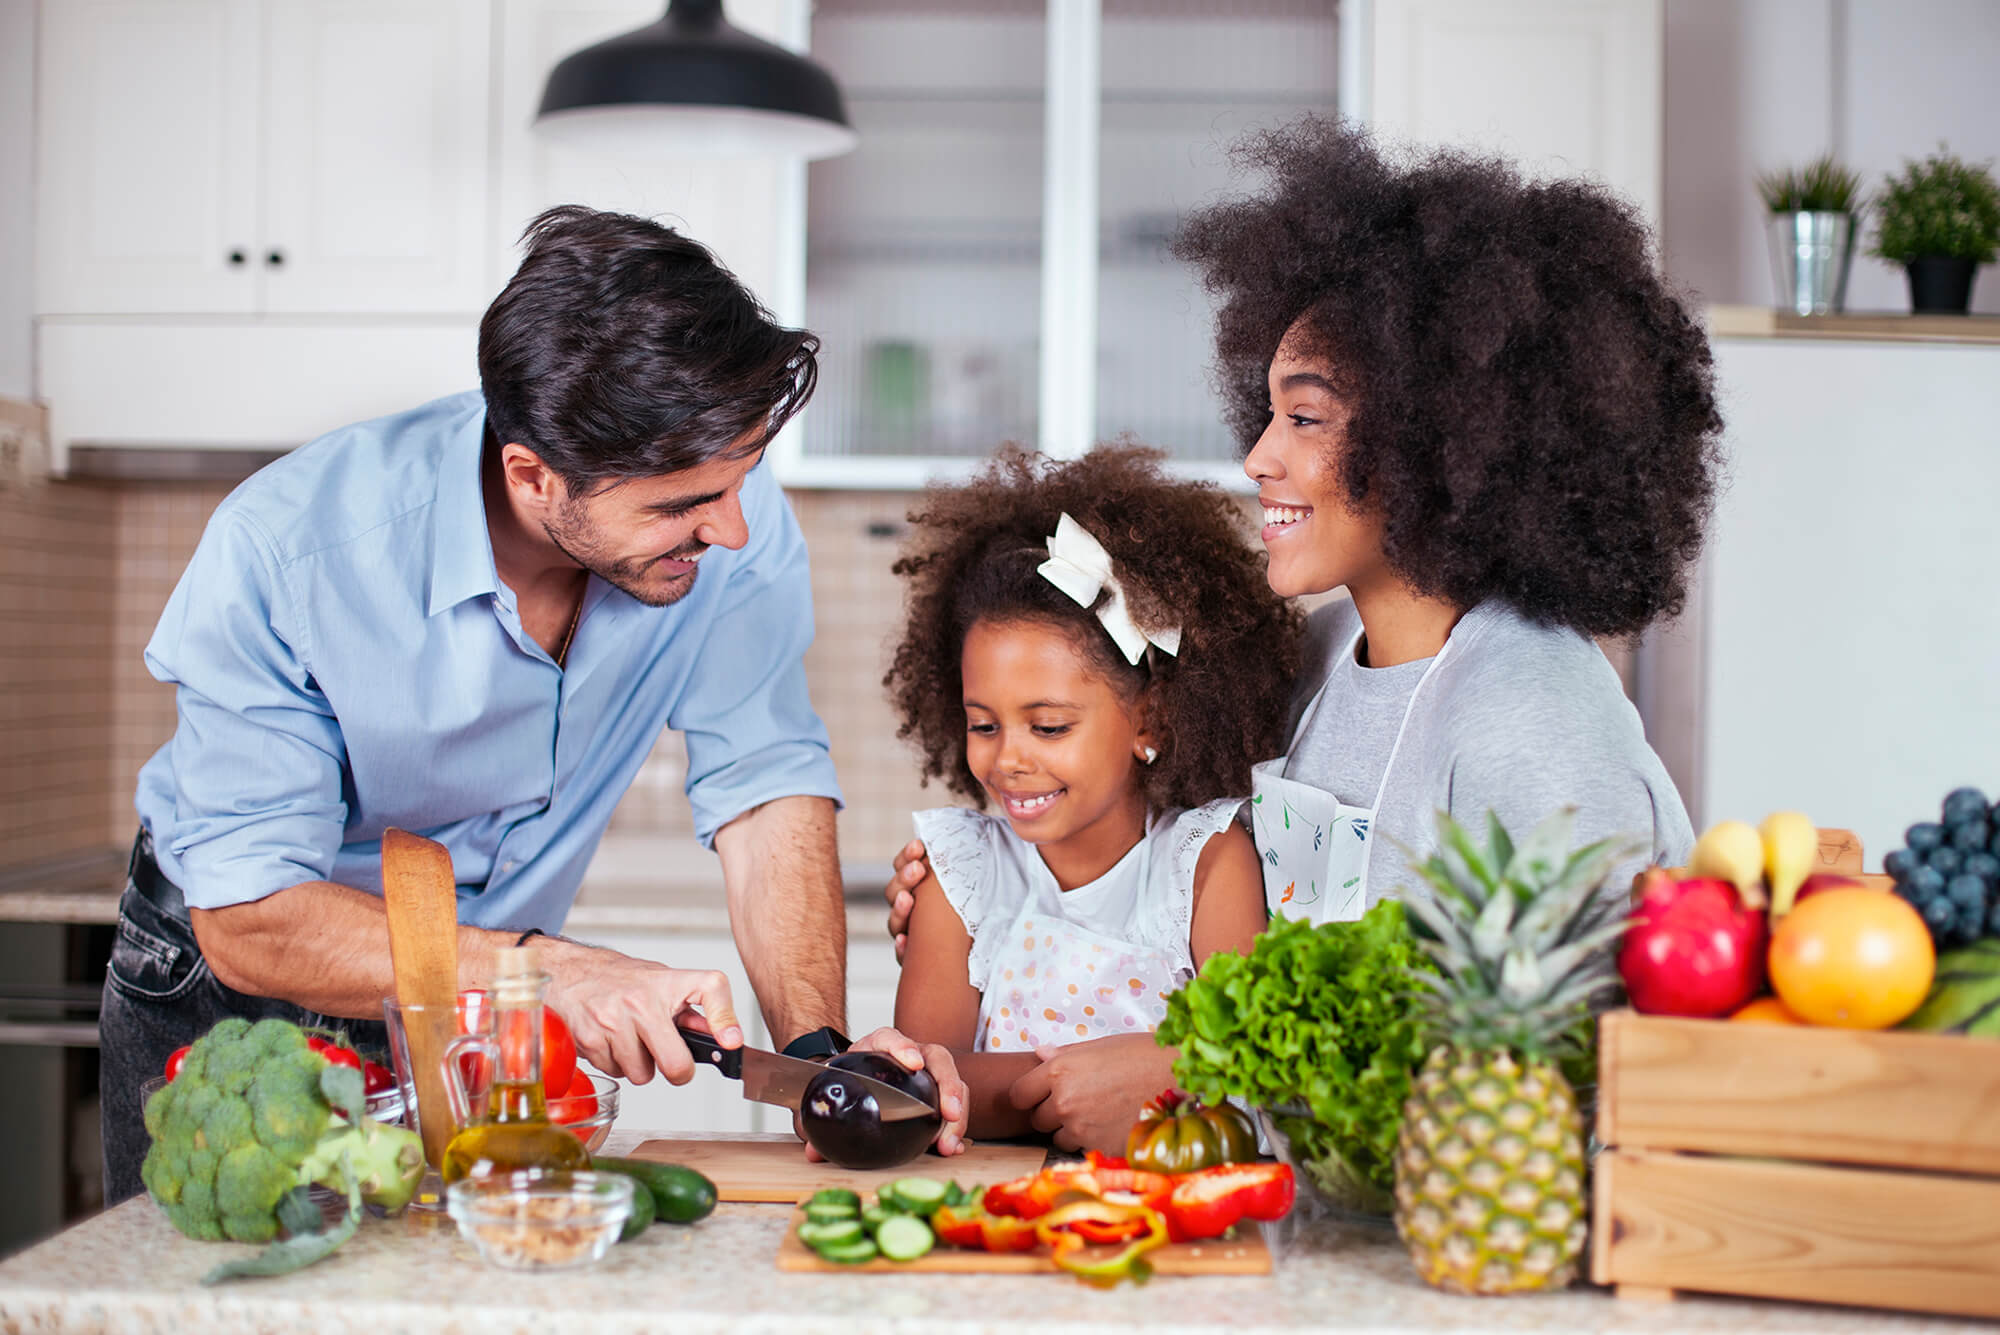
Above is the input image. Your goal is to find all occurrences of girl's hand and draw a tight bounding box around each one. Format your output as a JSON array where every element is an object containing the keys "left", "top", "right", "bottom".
[
  {"left": 1007, "top": 1034, "right": 1177, "bottom": 1154},
  {"left": 798, "top": 1026, "right": 970, "bottom": 1160},
  {"left": 883, "top": 840, "right": 932, "bottom": 963}
]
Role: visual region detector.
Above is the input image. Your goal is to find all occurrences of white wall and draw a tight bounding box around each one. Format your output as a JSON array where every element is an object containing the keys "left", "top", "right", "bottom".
[
  {"left": 0, "top": 0, "right": 34, "bottom": 400},
  {"left": 1664, "top": 0, "right": 2000, "bottom": 315}
]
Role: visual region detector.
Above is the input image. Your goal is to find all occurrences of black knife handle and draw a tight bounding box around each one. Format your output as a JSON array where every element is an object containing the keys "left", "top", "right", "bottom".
[{"left": 677, "top": 1024, "right": 742, "bottom": 1079}]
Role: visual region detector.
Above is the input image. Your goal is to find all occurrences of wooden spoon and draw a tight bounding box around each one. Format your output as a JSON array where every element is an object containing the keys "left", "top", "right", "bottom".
[{"left": 382, "top": 828, "right": 461, "bottom": 1174}]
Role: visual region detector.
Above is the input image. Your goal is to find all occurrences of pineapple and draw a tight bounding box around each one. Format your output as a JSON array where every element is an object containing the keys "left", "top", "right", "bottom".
[{"left": 1392, "top": 807, "right": 1634, "bottom": 1296}]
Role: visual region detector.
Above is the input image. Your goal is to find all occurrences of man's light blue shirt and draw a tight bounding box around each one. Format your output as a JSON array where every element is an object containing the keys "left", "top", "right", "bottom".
[{"left": 134, "top": 390, "right": 843, "bottom": 929}]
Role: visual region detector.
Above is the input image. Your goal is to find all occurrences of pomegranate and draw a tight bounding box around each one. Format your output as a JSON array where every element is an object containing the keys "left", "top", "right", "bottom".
[{"left": 1618, "top": 869, "right": 1768, "bottom": 1017}]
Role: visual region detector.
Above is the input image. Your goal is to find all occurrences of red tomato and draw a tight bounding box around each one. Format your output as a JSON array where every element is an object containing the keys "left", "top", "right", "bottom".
[
  {"left": 321, "top": 1045, "right": 362, "bottom": 1071},
  {"left": 363, "top": 1060, "right": 396, "bottom": 1096},
  {"left": 164, "top": 1044, "right": 191, "bottom": 1083},
  {"left": 554, "top": 1067, "right": 599, "bottom": 1131},
  {"left": 305, "top": 1035, "right": 331, "bottom": 1053},
  {"left": 540, "top": 1009, "right": 577, "bottom": 1102}
]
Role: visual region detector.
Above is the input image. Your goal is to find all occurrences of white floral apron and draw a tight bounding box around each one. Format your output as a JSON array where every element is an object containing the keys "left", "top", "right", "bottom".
[
  {"left": 1250, "top": 629, "right": 1454, "bottom": 924},
  {"left": 976, "top": 904, "right": 1187, "bottom": 1053}
]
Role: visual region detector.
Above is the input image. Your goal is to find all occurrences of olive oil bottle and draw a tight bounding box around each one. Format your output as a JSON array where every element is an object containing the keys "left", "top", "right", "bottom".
[{"left": 441, "top": 945, "right": 591, "bottom": 1182}]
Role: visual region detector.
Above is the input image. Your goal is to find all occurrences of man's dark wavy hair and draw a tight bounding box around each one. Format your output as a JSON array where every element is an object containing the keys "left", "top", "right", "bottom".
[
  {"left": 1174, "top": 117, "right": 1722, "bottom": 637},
  {"left": 478, "top": 206, "right": 818, "bottom": 492}
]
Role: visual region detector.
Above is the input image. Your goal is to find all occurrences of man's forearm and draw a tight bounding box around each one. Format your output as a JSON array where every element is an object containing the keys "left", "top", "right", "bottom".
[
  {"left": 716, "top": 795, "right": 846, "bottom": 1046},
  {"left": 191, "top": 880, "right": 516, "bottom": 1019}
]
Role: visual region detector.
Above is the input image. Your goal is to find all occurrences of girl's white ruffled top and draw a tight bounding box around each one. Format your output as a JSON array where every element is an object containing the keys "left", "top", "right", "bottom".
[{"left": 912, "top": 799, "right": 1243, "bottom": 1053}]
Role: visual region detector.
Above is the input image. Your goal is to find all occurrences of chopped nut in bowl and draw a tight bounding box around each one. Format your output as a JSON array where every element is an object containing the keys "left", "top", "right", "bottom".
[{"left": 445, "top": 1171, "right": 634, "bottom": 1271}]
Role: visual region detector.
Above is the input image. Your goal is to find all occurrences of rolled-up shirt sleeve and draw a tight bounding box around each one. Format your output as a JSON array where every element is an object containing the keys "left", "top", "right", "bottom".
[
  {"left": 673, "top": 468, "right": 844, "bottom": 848},
  {"left": 147, "top": 506, "right": 349, "bottom": 909}
]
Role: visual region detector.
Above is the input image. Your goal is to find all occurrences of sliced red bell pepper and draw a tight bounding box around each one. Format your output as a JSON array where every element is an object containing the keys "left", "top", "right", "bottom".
[
  {"left": 1162, "top": 1162, "right": 1296, "bottom": 1242},
  {"left": 1034, "top": 1200, "right": 1168, "bottom": 1288},
  {"left": 985, "top": 1158, "right": 1175, "bottom": 1219},
  {"left": 932, "top": 1202, "right": 1040, "bottom": 1253}
]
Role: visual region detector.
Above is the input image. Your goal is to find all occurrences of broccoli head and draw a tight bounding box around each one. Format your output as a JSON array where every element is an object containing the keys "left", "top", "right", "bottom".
[{"left": 140, "top": 1017, "right": 425, "bottom": 1252}]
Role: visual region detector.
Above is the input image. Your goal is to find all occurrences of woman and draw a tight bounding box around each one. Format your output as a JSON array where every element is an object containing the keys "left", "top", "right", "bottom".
[{"left": 882, "top": 117, "right": 1719, "bottom": 1144}]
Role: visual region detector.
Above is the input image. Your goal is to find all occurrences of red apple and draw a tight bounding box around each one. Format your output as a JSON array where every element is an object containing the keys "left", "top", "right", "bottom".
[{"left": 1618, "top": 869, "right": 1769, "bottom": 1017}]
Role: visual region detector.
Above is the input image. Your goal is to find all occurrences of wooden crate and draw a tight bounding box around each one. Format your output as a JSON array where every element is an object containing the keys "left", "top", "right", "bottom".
[{"left": 1592, "top": 1010, "right": 2000, "bottom": 1318}]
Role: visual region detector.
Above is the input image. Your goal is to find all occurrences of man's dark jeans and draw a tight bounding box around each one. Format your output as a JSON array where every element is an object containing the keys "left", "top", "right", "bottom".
[{"left": 100, "top": 833, "right": 388, "bottom": 1204}]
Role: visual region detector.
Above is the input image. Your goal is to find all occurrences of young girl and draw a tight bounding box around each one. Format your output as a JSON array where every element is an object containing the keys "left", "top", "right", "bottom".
[
  {"left": 1172, "top": 116, "right": 1716, "bottom": 916},
  {"left": 884, "top": 445, "right": 1301, "bottom": 1148}
]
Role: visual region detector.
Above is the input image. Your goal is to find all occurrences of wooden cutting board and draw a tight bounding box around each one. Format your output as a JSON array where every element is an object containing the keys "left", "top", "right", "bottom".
[
  {"left": 627, "top": 1137, "right": 1051, "bottom": 1204},
  {"left": 774, "top": 1197, "right": 1272, "bottom": 1275}
]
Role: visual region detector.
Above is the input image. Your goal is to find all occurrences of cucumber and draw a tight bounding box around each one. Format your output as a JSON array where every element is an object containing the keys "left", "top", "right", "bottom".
[
  {"left": 810, "top": 1187, "right": 862, "bottom": 1210},
  {"left": 860, "top": 1203, "right": 893, "bottom": 1234},
  {"left": 797, "top": 1219, "right": 865, "bottom": 1248},
  {"left": 618, "top": 1175, "right": 657, "bottom": 1241},
  {"left": 874, "top": 1214, "right": 935, "bottom": 1262},
  {"left": 884, "top": 1177, "right": 949, "bottom": 1216},
  {"left": 591, "top": 1157, "right": 719, "bottom": 1225},
  {"left": 804, "top": 1201, "right": 860, "bottom": 1225},
  {"left": 941, "top": 1181, "right": 967, "bottom": 1209},
  {"left": 814, "top": 1236, "right": 880, "bottom": 1265}
]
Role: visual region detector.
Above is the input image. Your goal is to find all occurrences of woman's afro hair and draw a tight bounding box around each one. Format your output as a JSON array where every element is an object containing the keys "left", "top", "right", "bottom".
[
  {"left": 884, "top": 444, "right": 1303, "bottom": 812},
  {"left": 1174, "top": 116, "right": 1723, "bottom": 637}
]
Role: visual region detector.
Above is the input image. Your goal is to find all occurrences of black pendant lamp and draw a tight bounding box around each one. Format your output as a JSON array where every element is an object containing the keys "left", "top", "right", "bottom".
[{"left": 535, "top": 0, "right": 857, "bottom": 161}]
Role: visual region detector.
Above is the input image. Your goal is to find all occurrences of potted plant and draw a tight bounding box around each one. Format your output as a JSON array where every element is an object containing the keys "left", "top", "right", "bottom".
[
  {"left": 1868, "top": 145, "right": 2000, "bottom": 314},
  {"left": 1757, "top": 154, "right": 1864, "bottom": 315}
]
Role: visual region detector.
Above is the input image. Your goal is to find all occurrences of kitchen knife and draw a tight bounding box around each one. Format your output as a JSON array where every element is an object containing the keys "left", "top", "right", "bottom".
[{"left": 675, "top": 1025, "right": 937, "bottom": 1122}]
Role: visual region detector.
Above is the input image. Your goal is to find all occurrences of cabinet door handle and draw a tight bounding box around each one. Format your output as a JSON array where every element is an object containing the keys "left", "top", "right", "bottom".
[
  {"left": 265, "top": 249, "right": 285, "bottom": 267},
  {"left": 227, "top": 249, "right": 247, "bottom": 266}
]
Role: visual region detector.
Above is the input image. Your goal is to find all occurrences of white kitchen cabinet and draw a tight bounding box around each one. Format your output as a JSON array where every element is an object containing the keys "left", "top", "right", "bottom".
[
  {"left": 492, "top": 0, "right": 793, "bottom": 308},
  {"left": 1362, "top": 0, "right": 1663, "bottom": 229},
  {"left": 36, "top": 0, "right": 493, "bottom": 316}
]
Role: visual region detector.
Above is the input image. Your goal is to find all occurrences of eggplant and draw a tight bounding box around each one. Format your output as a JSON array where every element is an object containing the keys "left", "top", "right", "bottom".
[{"left": 800, "top": 1052, "right": 942, "bottom": 1171}]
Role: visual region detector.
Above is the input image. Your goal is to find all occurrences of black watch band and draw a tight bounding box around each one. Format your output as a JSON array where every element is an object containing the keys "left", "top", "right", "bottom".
[{"left": 781, "top": 1026, "right": 851, "bottom": 1062}]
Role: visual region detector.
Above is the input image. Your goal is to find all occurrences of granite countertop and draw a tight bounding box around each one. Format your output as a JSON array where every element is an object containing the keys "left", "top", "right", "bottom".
[{"left": 0, "top": 1133, "right": 1975, "bottom": 1335}]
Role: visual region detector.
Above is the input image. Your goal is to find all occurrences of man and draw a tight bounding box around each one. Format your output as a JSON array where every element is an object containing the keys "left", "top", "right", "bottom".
[{"left": 102, "top": 207, "right": 962, "bottom": 1201}]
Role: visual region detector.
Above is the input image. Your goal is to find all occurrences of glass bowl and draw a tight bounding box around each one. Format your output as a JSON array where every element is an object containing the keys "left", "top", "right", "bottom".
[
  {"left": 1258, "top": 1104, "right": 1396, "bottom": 1224},
  {"left": 546, "top": 1072, "right": 619, "bottom": 1153},
  {"left": 445, "top": 1171, "right": 633, "bottom": 1271}
]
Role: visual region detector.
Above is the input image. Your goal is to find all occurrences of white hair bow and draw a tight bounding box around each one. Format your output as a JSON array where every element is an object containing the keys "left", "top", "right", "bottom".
[{"left": 1036, "top": 513, "right": 1182, "bottom": 666}]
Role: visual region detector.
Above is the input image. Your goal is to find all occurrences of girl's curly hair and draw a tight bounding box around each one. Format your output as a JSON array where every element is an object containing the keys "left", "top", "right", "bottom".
[
  {"left": 1173, "top": 116, "right": 1722, "bottom": 637},
  {"left": 885, "top": 445, "right": 1302, "bottom": 812}
]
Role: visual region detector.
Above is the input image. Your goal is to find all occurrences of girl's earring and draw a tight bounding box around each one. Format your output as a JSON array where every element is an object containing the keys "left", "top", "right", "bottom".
[{"left": 1142, "top": 746, "right": 1159, "bottom": 765}]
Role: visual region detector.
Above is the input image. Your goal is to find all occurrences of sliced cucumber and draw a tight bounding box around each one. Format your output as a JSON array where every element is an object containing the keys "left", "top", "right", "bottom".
[
  {"left": 884, "top": 1177, "right": 949, "bottom": 1216},
  {"left": 814, "top": 1237, "right": 880, "bottom": 1265},
  {"left": 860, "top": 1203, "right": 893, "bottom": 1234},
  {"left": 804, "top": 1201, "right": 861, "bottom": 1226},
  {"left": 809, "top": 1187, "right": 862, "bottom": 1210},
  {"left": 797, "top": 1219, "right": 865, "bottom": 1249},
  {"left": 874, "top": 1214, "right": 936, "bottom": 1262}
]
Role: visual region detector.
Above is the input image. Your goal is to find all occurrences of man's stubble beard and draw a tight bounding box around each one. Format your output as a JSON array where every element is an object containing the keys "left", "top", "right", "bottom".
[{"left": 543, "top": 506, "right": 705, "bottom": 610}]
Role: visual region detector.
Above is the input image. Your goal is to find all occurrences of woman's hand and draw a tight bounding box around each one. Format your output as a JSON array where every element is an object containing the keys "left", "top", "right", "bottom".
[
  {"left": 1006, "top": 1034, "right": 1177, "bottom": 1154},
  {"left": 797, "top": 1026, "right": 970, "bottom": 1160},
  {"left": 882, "top": 840, "right": 931, "bottom": 963}
]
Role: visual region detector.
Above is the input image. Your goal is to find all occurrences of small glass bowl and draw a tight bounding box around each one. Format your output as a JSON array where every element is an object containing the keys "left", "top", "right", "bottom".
[
  {"left": 445, "top": 1171, "right": 633, "bottom": 1271},
  {"left": 547, "top": 1072, "right": 619, "bottom": 1153}
]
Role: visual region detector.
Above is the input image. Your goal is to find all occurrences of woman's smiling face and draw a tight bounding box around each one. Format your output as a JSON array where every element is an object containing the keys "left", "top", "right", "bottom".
[{"left": 1243, "top": 331, "right": 1389, "bottom": 599}]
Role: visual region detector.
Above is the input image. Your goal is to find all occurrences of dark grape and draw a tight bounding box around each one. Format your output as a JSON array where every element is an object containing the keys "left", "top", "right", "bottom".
[
  {"left": 1907, "top": 864, "right": 1948, "bottom": 899},
  {"left": 1951, "top": 818, "right": 1992, "bottom": 852},
  {"left": 1948, "top": 873, "right": 1989, "bottom": 911},
  {"left": 1991, "top": 826, "right": 2000, "bottom": 858},
  {"left": 1966, "top": 851, "right": 2000, "bottom": 885},
  {"left": 1955, "top": 902, "right": 1986, "bottom": 944},
  {"left": 1907, "top": 822, "right": 1946, "bottom": 854},
  {"left": 1942, "top": 787, "right": 1990, "bottom": 824},
  {"left": 1990, "top": 898, "right": 2000, "bottom": 935},
  {"left": 1884, "top": 848, "right": 1914, "bottom": 880},
  {"left": 1930, "top": 846, "right": 1964, "bottom": 877},
  {"left": 1921, "top": 895, "right": 1956, "bottom": 931}
]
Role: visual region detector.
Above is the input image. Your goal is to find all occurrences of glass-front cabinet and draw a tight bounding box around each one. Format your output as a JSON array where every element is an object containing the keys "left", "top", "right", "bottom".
[{"left": 773, "top": 0, "right": 1342, "bottom": 487}]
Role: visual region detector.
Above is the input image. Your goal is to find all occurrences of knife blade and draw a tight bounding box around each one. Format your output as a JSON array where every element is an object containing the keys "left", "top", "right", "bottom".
[{"left": 675, "top": 1025, "right": 937, "bottom": 1122}]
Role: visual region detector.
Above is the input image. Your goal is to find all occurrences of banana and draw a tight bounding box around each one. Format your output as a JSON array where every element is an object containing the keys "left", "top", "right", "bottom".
[
  {"left": 1690, "top": 819, "right": 1767, "bottom": 906},
  {"left": 1760, "top": 810, "right": 1818, "bottom": 916}
]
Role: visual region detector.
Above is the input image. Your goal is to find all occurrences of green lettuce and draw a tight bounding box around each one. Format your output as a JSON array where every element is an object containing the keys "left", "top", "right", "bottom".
[{"left": 1156, "top": 905, "right": 1433, "bottom": 1199}]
